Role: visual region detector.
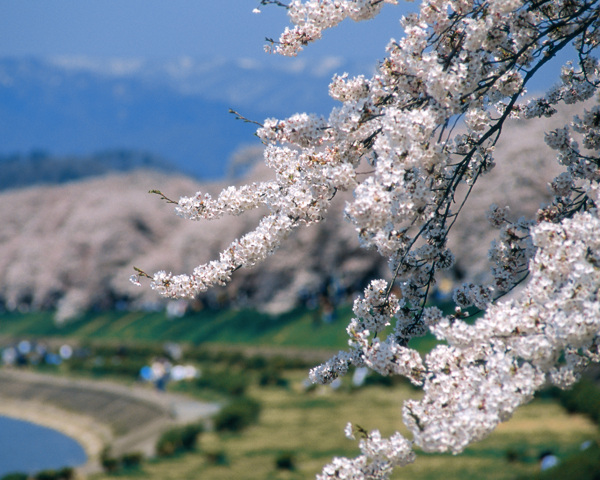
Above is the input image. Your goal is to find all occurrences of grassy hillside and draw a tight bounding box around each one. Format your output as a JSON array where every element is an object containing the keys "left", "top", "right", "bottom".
[
  {"left": 0, "top": 305, "right": 446, "bottom": 357},
  {"left": 0, "top": 307, "right": 352, "bottom": 350}
]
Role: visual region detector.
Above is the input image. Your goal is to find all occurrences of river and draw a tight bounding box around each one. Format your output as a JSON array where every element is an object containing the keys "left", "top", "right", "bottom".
[{"left": 0, "top": 416, "right": 87, "bottom": 477}]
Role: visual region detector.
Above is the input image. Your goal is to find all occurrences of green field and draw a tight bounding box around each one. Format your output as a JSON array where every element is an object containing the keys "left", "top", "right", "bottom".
[
  {"left": 90, "top": 372, "right": 597, "bottom": 480},
  {"left": 0, "top": 306, "right": 442, "bottom": 355},
  {"left": 0, "top": 307, "right": 352, "bottom": 349}
]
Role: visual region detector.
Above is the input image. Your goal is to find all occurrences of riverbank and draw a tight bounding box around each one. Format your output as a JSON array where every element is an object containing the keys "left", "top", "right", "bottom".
[{"left": 0, "top": 369, "right": 219, "bottom": 475}]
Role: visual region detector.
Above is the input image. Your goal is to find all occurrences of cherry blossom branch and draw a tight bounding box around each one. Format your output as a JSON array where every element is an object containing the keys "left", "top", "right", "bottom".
[{"left": 134, "top": 2, "right": 600, "bottom": 478}]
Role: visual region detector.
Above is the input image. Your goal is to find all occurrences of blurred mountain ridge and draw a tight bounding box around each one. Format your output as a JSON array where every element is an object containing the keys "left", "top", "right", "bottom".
[
  {"left": 0, "top": 55, "right": 369, "bottom": 179},
  {"left": 0, "top": 149, "right": 178, "bottom": 191}
]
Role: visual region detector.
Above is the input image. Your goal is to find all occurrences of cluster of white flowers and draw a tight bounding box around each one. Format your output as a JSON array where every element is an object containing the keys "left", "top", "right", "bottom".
[
  {"left": 176, "top": 182, "right": 280, "bottom": 220},
  {"left": 320, "top": 209, "right": 600, "bottom": 471},
  {"left": 415, "top": 211, "right": 600, "bottom": 450},
  {"left": 144, "top": 214, "right": 295, "bottom": 298},
  {"left": 317, "top": 426, "right": 415, "bottom": 479},
  {"left": 135, "top": 0, "right": 600, "bottom": 478},
  {"left": 329, "top": 73, "right": 370, "bottom": 102},
  {"left": 485, "top": 203, "right": 509, "bottom": 227},
  {"left": 573, "top": 105, "right": 600, "bottom": 149},
  {"left": 488, "top": 216, "right": 535, "bottom": 292},
  {"left": 266, "top": 0, "right": 399, "bottom": 56},
  {"left": 452, "top": 282, "right": 494, "bottom": 310}
]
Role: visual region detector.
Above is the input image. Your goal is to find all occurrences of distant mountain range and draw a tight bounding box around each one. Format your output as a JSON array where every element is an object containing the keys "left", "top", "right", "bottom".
[
  {"left": 0, "top": 56, "right": 372, "bottom": 180},
  {"left": 0, "top": 150, "right": 177, "bottom": 191}
]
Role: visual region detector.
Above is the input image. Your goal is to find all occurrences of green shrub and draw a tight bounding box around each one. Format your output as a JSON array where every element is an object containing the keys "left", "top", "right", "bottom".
[
  {"left": 89, "top": 359, "right": 145, "bottom": 378},
  {"left": 363, "top": 372, "right": 395, "bottom": 387},
  {"left": 224, "top": 351, "right": 245, "bottom": 366},
  {"left": 246, "top": 355, "right": 268, "bottom": 370},
  {"left": 554, "top": 378, "right": 600, "bottom": 424},
  {"left": 100, "top": 448, "right": 120, "bottom": 473},
  {"left": 275, "top": 451, "right": 296, "bottom": 470},
  {"left": 205, "top": 450, "right": 229, "bottom": 466},
  {"left": 197, "top": 368, "right": 249, "bottom": 396},
  {"left": 33, "top": 468, "right": 73, "bottom": 480},
  {"left": 155, "top": 434, "right": 177, "bottom": 457},
  {"left": 34, "top": 472, "right": 54, "bottom": 480},
  {"left": 180, "top": 424, "right": 203, "bottom": 450},
  {"left": 214, "top": 397, "right": 261, "bottom": 432},
  {"left": 156, "top": 423, "right": 203, "bottom": 457},
  {"left": 55, "top": 468, "right": 73, "bottom": 480},
  {"left": 268, "top": 354, "right": 310, "bottom": 370},
  {"left": 1, "top": 473, "right": 28, "bottom": 480},
  {"left": 505, "top": 447, "right": 521, "bottom": 463},
  {"left": 186, "top": 348, "right": 312, "bottom": 371},
  {"left": 258, "top": 367, "right": 288, "bottom": 387},
  {"left": 120, "top": 452, "right": 144, "bottom": 469}
]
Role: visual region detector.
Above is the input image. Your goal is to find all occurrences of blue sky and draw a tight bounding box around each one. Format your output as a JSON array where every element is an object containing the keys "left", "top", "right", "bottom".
[
  {"left": 0, "top": 1, "right": 414, "bottom": 64},
  {"left": 0, "top": 1, "right": 579, "bottom": 96}
]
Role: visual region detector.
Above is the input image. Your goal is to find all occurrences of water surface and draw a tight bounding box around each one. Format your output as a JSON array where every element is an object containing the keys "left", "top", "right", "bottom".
[{"left": 0, "top": 415, "right": 86, "bottom": 476}]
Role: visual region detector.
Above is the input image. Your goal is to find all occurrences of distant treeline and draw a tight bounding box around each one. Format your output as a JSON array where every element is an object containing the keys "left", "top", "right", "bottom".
[{"left": 0, "top": 149, "right": 179, "bottom": 191}]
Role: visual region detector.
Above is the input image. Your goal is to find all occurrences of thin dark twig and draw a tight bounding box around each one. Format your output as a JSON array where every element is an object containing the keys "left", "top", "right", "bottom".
[
  {"left": 229, "top": 109, "right": 264, "bottom": 127},
  {"left": 149, "top": 189, "right": 178, "bottom": 204}
]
